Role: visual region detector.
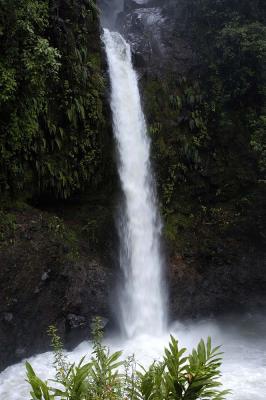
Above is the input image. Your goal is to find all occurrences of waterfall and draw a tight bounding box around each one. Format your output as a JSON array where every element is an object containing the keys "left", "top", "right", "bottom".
[
  {"left": 1, "top": 28, "right": 266, "bottom": 400},
  {"left": 103, "top": 29, "right": 166, "bottom": 338}
]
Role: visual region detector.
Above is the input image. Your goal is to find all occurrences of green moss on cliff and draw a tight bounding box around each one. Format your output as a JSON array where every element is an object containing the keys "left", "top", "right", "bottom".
[
  {"left": 143, "top": 0, "right": 266, "bottom": 260},
  {"left": 0, "top": 0, "right": 112, "bottom": 199}
]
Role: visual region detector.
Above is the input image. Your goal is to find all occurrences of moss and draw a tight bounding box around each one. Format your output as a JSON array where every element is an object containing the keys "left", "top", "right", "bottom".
[
  {"left": 0, "top": 194, "right": 114, "bottom": 265},
  {"left": 141, "top": 28, "right": 265, "bottom": 261},
  {"left": 0, "top": 211, "right": 17, "bottom": 245},
  {"left": 0, "top": 0, "right": 112, "bottom": 200}
]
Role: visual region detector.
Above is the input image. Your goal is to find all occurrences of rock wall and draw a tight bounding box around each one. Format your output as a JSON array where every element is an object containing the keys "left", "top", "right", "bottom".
[
  {"left": 117, "top": 0, "right": 197, "bottom": 74},
  {"left": 110, "top": 0, "right": 266, "bottom": 321},
  {"left": 0, "top": 199, "right": 117, "bottom": 371},
  {"left": 0, "top": 0, "right": 117, "bottom": 371}
]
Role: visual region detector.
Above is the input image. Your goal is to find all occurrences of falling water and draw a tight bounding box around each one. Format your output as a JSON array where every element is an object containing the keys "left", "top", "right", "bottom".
[
  {"left": 0, "top": 28, "right": 266, "bottom": 400},
  {"left": 103, "top": 29, "right": 166, "bottom": 338}
]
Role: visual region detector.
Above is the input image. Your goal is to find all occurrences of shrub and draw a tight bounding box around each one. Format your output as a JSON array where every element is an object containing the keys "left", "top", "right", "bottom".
[
  {"left": 26, "top": 321, "right": 229, "bottom": 400},
  {"left": 0, "top": 0, "right": 108, "bottom": 199}
]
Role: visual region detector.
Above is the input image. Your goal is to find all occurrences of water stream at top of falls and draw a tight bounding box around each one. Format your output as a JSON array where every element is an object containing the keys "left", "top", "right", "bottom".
[{"left": 102, "top": 29, "right": 166, "bottom": 338}]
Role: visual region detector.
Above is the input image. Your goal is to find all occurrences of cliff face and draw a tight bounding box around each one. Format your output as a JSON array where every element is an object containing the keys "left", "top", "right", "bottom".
[
  {"left": 0, "top": 0, "right": 117, "bottom": 371},
  {"left": 118, "top": 0, "right": 196, "bottom": 74},
  {"left": 0, "top": 199, "right": 117, "bottom": 371},
  {"left": 115, "top": 0, "right": 266, "bottom": 318}
]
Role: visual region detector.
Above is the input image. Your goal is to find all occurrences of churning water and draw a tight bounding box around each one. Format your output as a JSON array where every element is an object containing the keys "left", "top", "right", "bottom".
[
  {"left": 0, "top": 31, "right": 265, "bottom": 400},
  {"left": 103, "top": 29, "right": 166, "bottom": 338},
  {"left": 0, "top": 316, "right": 266, "bottom": 399}
]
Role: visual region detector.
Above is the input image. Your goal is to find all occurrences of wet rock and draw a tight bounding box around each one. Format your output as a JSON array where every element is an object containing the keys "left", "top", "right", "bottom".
[
  {"left": 90, "top": 316, "right": 109, "bottom": 330},
  {"left": 118, "top": 0, "right": 197, "bottom": 76},
  {"left": 168, "top": 249, "right": 266, "bottom": 319},
  {"left": 67, "top": 314, "right": 87, "bottom": 329},
  {"left": 15, "top": 348, "right": 26, "bottom": 358},
  {"left": 41, "top": 271, "right": 50, "bottom": 281},
  {"left": 2, "top": 313, "right": 13, "bottom": 323},
  {"left": 0, "top": 207, "right": 114, "bottom": 372}
]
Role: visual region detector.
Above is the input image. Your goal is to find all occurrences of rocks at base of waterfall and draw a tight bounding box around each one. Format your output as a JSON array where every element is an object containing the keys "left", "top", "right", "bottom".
[
  {"left": 0, "top": 257, "right": 111, "bottom": 371},
  {"left": 0, "top": 206, "right": 115, "bottom": 372},
  {"left": 168, "top": 250, "right": 266, "bottom": 319},
  {"left": 90, "top": 316, "right": 109, "bottom": 330},
  {"left": 15, "top": 347, "right": 26, "bottom": 358},
  {"left": 67, "top": 314, "right": 87, "bottom": 329},
  {"left": 66, "top": 313, "right": 109, "bottom": 331}
]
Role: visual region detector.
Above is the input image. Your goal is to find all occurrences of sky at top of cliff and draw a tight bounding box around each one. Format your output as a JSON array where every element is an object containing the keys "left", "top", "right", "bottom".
[
  {"left": 97, "top": 0, "right": 163, "bottom": 29},
  {"left": 98, "top": 0, "right": 124, "bottom": 29}
]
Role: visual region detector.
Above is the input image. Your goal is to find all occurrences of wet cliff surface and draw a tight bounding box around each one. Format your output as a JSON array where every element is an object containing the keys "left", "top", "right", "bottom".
[
  {"left": 0, "top": 198, "right": 118, "bottom": 371},
  {"left": 115, "top": 0, "right": 266, "bottom": 319},
  {"left": 118, "top": 0, "right": 196, "bottom": 74},
  {"left": 0, "top": 0, "right": 117, "bottom": 371}
]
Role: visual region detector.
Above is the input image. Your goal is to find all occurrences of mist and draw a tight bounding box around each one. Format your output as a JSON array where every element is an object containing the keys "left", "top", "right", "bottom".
[{"left": 98, "top": 0, "right": 124, "bottom": 29}]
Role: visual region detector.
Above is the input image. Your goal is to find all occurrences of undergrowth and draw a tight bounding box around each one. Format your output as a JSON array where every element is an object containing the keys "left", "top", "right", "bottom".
[{"left": 26, "top": 318, "right": 230, "bottom": 400}]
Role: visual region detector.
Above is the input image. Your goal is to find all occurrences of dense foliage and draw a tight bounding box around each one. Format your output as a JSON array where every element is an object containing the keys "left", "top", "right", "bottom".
[
  {"left": 146, "top": 0, "right": 266, "bottom": 258},
  {"left": 0, "top": 0, "right": 265, "bottom": 259},
  {"left": 0, "top": 0, "right": 109, "bottom": 198},
  {"left": 26, "top": 322, "right": 229, "bottom": 400}
]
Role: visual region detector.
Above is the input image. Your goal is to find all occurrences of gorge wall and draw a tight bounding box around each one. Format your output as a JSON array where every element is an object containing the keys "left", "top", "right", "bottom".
[
  {"left": 116, "top": 0, "right": 266, "bottom": 319},
  {"left": 0, "top": 0, "right": 118, "bottom": 370},
  {"left": 0, "top": 0, "right": 265, "bottom": 371}
]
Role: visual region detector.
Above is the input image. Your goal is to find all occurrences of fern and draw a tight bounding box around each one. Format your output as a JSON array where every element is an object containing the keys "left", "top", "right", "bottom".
[{"left": 26, "top": 323, "right": 229, "bottom": 400}]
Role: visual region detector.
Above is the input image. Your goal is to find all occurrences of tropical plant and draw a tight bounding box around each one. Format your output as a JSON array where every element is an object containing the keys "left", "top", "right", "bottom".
[
  {"left": 0, "top": 0, "right": 109, "bottom": 199},
  {"left": 144, "top": 0, "right": 266, "bottom": 256},
  {"left": 26, "top": 322, "right": 229, "bottom": 400}
]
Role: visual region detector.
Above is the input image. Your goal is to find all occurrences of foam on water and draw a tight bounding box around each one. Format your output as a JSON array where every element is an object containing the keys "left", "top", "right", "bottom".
[{"left": 1, "top": 315, "right": 266, "bottom": 399}]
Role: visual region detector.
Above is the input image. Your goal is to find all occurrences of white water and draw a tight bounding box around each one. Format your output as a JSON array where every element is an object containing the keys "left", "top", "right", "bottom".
[
  {"left": 1, "top": 316, "right": 266, "bottom": 399},
  {"left": 103, "top": 29, "right": 166, "bottom": 338},
  {"left": 0, "top": 29, "right": 266, "bottom": 400}
]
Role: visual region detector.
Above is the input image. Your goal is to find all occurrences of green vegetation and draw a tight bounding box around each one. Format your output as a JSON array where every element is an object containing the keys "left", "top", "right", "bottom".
[
  {"left": 46, "top": 215, "right": 80, "bottom": 260},
  {"left": 145, "top": 0, "right": 266, "bottom": 259},
  {"left": 0, "top": 210, "right": 17, "bottom": 244},
  {"left": 1, "top": 0, "right": 264, "bottom": 262},
  {"left": 26, "top": 321, "right": 229, "bottom": 400},
  {"left": 0, "top": 0, "right": 110, "bottom": 199}
]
